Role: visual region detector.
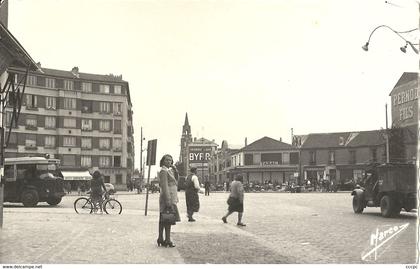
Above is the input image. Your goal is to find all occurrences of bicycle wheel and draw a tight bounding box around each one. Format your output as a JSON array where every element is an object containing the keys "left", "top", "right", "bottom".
[
  {"left": 74, "top": 197, "right": 93, "bottom": 214},
  {"left": 104, "top": 198, "right": 122, "bottom": 215}
]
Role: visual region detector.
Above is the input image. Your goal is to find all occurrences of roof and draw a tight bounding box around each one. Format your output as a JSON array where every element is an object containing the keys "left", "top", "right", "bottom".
[
  {"left": 38, "top": 67, "right": 128, "bottom": 83},
  {"left": 346, "top": 130, "right": 385, "bottom": 147},
  {"left": 190, "top": 137, "right": 218, "bottom": 146},
  {"left": 242, "top": 136, "right": 295, "bottom": 151},
  {"left": 300, "top": 132, "right": 352, "bottom": 149},
  {"left": 389, "top": 72, "right": 418, "bottom": 96},
  {"left": 0, "top": 22, "right": 38, "bottom": 72}
]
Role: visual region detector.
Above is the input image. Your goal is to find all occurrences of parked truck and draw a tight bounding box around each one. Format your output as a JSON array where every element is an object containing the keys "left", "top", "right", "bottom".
[{"left": 351, "top": 163, "right": 417, "bottom": 218}]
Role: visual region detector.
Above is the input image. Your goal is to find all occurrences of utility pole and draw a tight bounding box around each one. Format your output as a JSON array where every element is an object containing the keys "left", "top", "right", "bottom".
[
  {"left": 385, "top": 104, "right": 390, "bottom": 163},
  {"left": 140, "top": 127, "right": 143, "bottom": 179}
]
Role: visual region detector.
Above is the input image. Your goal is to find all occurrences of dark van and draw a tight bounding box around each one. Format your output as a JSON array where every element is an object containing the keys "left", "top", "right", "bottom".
[{"left": 3, "top": 157, "right": 65, "bottom": 207}]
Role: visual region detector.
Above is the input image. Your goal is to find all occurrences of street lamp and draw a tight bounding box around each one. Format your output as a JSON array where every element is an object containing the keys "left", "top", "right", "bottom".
[
  {"left": 362, "top": 25, "right": 419, "bottom": 54},
  {"left": 140, "top": 127, "right": 146, "bottom": 179}
]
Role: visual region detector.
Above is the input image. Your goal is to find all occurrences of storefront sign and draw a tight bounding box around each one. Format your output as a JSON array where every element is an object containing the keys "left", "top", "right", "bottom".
[
  {"left": 391, "top": 83, "right": 418, "bottom": 127},
  {"left": 261, "top": 161, "right": 279, "bottom": 166},
  {"left": 188, "top": 146, "right": 212, "bottom": 163}
]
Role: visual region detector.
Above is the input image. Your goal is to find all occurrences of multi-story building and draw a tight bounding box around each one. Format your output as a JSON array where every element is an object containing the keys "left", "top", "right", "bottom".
[
  {"left": 209, "top": 140, "right": 242, "bottom": 185},
  {"left": 225, "top": 137, "right": 299, "bottom": 185},
  {"left": 187, "top": 137, "right": 218, "bottom": 183},
  {"left": 296, "top": 130, "right": 387, "bottom": 185},
  {"left": 4, "top": 66, "right": 135, "bottom": 190}
]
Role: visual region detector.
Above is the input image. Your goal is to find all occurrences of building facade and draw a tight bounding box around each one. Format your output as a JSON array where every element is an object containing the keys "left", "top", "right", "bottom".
[
  {"left": 296, "top": 131, "right": 387, "bottom": 185},
  {"left": 208, "top": 140, "right": 241, "bottom": 185},
  {"left": 186, "top": 137, "right": 217, "bottom": 183},
  {"left": 222, "top": 137, "right": 299, "bottom": 185},
  {"left": 4, "top": 66, "right": 135, "bottom": 190}
]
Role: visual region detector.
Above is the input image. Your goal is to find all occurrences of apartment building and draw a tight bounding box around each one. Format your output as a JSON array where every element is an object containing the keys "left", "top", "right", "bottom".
[{"left": 4, "top": 66, "right": 135, "bottom": 190}]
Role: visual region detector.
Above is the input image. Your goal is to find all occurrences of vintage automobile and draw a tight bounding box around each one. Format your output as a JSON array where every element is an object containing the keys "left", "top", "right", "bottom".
[
  {"left": 3, "top": 157, "right": 65, "bottom": 207},
  {"left": 351, "top": 163, "right": 417, "bottom": 218}
]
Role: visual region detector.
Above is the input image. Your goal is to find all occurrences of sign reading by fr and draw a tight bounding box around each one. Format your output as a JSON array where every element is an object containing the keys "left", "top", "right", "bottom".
[{"left": 146, "top": 139, "right": 157, "bottom": 166}]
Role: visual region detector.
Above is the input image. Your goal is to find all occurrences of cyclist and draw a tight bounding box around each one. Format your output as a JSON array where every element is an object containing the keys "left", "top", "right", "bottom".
[{"left": 90, "top": 170, "right": 107, "bottom": 212}]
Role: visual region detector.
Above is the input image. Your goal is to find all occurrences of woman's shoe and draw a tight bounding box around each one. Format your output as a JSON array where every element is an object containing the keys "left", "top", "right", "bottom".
[
  {"left": 222, "top": 217, "right": 227, "bottom": 223},
  {"left": 157, "top": 238, "right": 166, "bottom": 247},
  {"left": 165, "top": 241, "right": 176, "bottom": 247},
  {"left": 237, "top": 222, "right": 246, "bottom": 226}
]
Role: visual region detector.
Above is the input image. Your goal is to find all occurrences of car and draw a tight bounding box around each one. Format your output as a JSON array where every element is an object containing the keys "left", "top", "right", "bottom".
[{"left": 105, "top": 183, "right": 116, "bottom": 195}]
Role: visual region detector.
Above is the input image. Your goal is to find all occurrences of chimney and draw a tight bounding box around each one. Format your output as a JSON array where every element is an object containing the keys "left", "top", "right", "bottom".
[
  {"left": 194, "top": 137, "right": 196, "bottom": 142},
  {"left": 71, "top": 66, "right": 79, "bottom": 78},
  {"left": 245, "top": 137, "right": 247, "bottom": 147},
  {"left": 36, "top": 62, "right": 41, "bottom": 68},
  {"left": 279, "top": 137, "right": 282, "bottom": 142}
]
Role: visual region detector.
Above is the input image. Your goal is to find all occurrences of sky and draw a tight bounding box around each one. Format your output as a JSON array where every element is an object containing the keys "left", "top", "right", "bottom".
[{"left": 7, "top": 0, "right": 419, "bottom": 173}]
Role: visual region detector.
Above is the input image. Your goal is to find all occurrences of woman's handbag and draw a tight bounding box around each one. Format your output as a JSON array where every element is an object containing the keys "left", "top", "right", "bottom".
[{"left": 161, "top": 207, "right": 176, "bottom": 223}]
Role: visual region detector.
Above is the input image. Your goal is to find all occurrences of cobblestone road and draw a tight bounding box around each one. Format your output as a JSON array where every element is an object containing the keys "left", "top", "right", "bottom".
[{"left": 0, "top": 191, "right": 417, "bottom": 264}]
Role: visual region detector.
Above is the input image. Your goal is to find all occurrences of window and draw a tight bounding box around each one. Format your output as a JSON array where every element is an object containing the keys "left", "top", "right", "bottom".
[
  {"left": 64, "top": 118, "right": 76, "bottom": 128},
  {"left": 371, "top": 148, "right": 377, "bottom": 162},
  {"left": 81, "top": 138, "right": 92, "bottom": 149},
  {"left": 46, "top": 78, "right": 55, "bottom": 88},
  {"left": 99, "top": 156, "right": 111, "bottom": 167},
  {"left": 82, "top": 82, "right": 92, "bottom": 92},
  {"left": 114, "top": 156, "right": 121, "bottom": 167},
  {"left": 116, "top": 174, "right": 122, "bottom": 184},
  {"left": 64, "top": 80, "right": 74, "bottom": 90},
  {"left": 290, "top": 152, "right": 299, "bottom": 164},
  {"left": 81, "top": 119, "right": 92, "bottom": 131},
  {"left": 99, "top": 120, "right": 111, "bottom": 131},
  {"left": 309, "top": 151, "right": 316, "bottom": 165},
  {"left": 81, "top": 100, "right": 92, "bottom": 113},
  {"left": 62, "top": 155, "right": 76, "bottom": 166},
  {"left": 25, "top": 115, "right": 37, "bottom": 129},
  {"left": 27, "top": 75, "right": 36, "bottom": 86},
  {"left": 113, "top": 138, "right": 122, "bottom": 151},
  {"left": 282, "top": 152, "right": 290, "bottom": 165},
  {"left": 100, "top": 102, "right": 110, "bottom": 113},
  {"left": 349, "top": 150, "right": 356, "bottom": 164},
  {"left": 45, "top": 136, "right": 56, "bottom": 148},
  {"left": 26, "top": 94, "right": 37, "bottom": 108},
  {"left": 63, "top": 136, "right": 76, "bottom": 147},
  {"left": 244, "top": 154, "right": 253, "bottom": 165},
  {"left": 45, "top": 116, "right": 56, "bottom": 129},
  {"left": 114, "top": 120, "right": 121, "bottom": 134},
  {"left": 99, "top": 138, "right": 110, "bottom": 150},
  {"left": 81, "top": 156, "right": 92, "bottom": 167},
  {"left": 328, "top": 151, "right": 335, "bottom": 164},
  {"left": 25, "top": 134, "right": 36, "bottom": 148},
  {"left": 114, "top": 85, "right": 121, "bottom": 94},
  {"left": 5, "top": 112, "right": 13, "bottom": 128},
  {"left": 113, "top": 103, "right": 122, "bottom": 115},
  {"left": 353, "top": 170, "right": 364, "bottom": 182},
  {"left": 99, "top": 84, "right": 110, "bottom": 94},
  {"left": 64, "top": 98, "right": 76, "bottom": 109},
  {"left": 46, "top": 96, "right": 56, "bottom": 110}
]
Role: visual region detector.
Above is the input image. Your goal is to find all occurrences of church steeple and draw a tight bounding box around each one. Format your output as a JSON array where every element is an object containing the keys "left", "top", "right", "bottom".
[
  {"left": 182, "top": 112, "right": 191, "bottom": 135},
  {"left": 179, "top": 113, "right": 192, "bottom": 171}
]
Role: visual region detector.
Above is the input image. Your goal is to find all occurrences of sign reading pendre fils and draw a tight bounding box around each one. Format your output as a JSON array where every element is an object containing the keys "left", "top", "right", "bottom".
[
  {"left": 188, "top": 146, "right": 211, "bottom": 163},
  {"left": 146, "top": 139, "right": 157, "bottom": 165}
]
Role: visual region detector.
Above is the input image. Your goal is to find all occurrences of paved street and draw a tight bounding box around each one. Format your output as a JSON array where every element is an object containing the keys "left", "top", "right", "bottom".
[{"left": 0, "top": 191, "right": 417, "bottom": 264}]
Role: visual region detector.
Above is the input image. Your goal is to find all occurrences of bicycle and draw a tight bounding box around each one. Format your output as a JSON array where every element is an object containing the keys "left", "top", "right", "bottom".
[{"left": 74, "top": 191, "right": 122, "bottom": 215}]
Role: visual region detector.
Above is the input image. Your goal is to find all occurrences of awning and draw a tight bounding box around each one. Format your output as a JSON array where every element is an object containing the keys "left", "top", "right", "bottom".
[{"left": 62, "top": 171, "right": 92, "bottom": 181}]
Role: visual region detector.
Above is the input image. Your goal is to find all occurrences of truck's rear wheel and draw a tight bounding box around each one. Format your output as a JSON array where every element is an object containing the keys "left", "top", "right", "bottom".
[
  {"left": 352, "top": 194, "right": 365, "bottom": 213},
  {"left": 380, "top": 195, "right": 400, "bottom": 218},
  {"left": 47, "top": 197, "right": 62, "bottom": 206},
  {"left": 21, "top": 189, "right": 39, "bottom": 207}
]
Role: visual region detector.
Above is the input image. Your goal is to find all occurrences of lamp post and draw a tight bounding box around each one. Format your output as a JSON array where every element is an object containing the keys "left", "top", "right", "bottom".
[
  {"left": 140, "top": 127, "right": 146, "bottom": 179},
  {"left": 362, "top": 25, "right": 419, "bottom": 54}
]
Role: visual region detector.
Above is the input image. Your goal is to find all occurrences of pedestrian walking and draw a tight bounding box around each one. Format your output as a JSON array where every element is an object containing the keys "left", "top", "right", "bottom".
[
  {"left": 221, "top": 175, "right": 246, "bottom": 226},
  {"left": 157, "top": 154, "right": 180, "bottom": 248},
  {"left": 204, "top": 179, "right": 210, "bottom": 196},
  {"left": 185, "top": 167, "right": 200, "bottom": 222}
]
